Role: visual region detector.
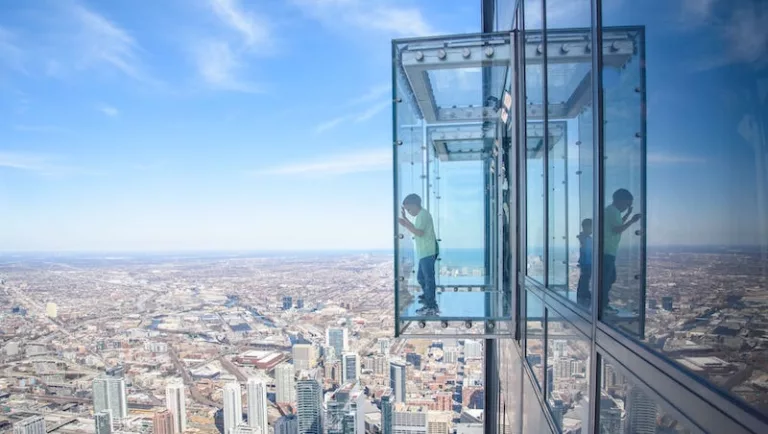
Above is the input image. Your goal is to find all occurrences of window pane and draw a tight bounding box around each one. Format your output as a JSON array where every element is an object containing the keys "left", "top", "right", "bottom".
[
  {"left": 601, "top": 0, "right": 768, "bottom": 417},
  {"left": 546, "top": 311, "right": 591, "bottom": 433},
  {"left": 525, "top": 290, "right": 546, "bottom": 390},
  {"left": 599, "top": 359, "right": 696, "bottom": 434},
  {"left": 545, "top": 0, "right": 594, "bottom": 311},
  {"left": 524, "top": 0, "right": 545, "bottom": 282}
]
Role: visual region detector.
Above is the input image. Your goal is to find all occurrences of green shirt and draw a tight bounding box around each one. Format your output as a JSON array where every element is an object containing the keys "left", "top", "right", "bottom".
[
  {"left": 413, "top": 208, "right": 437, "bottom": 259},
  {"left": 603, "top": 204, "right": 623, "bottom": 256}
]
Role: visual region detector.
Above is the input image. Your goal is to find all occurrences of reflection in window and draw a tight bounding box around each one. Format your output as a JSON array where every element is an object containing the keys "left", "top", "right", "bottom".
[
  {"left": 546, "top": 312, "right": 590, "bottom": 433},
  {"left": 526, "top": 291, "right": 545, "bottom": 390},
  {"left": 601, "top": 0, "right": 768, "bottom": 417},
  {"left": 599, "top": 359, "right": 695, "bottom": 434}
]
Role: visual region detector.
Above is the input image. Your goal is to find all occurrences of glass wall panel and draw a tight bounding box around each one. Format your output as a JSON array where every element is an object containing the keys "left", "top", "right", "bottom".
[
  {"left": 525, "top": 290, "right": 546, "bottom": 390},
  {"left": 545, "top": 0, "right": 595, "bottom": 311},
  {"left": 601, "top": 0, "right": 768, "bottom": 417},
  {"left": 524, "top": 0, "right": 545, "bottom": 282},
  {"left": 546, "top": 310, "right": 590, "bottom": 432},
  {"left": 599, "top": 359, "right": 698, "bottom": 433}
]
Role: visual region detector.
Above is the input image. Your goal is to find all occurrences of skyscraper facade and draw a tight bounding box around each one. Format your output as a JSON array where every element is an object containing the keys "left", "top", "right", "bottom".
[
  {"left": 380, "top": 390, "right": 393, "bottom": 434},
  {"left": 223, "top": 382, "right": 243, "bottom": 434},
  {"left": 275, "top": 415, "right": 298, "bottom": 434},
  {"left": 391, "top": 1, "right": 768, "bottom": 432},
  {"left": 389, "top": 361, "right": 406, "bottom": 404},
  {"left": 341, "top": 352, "right": 359, "bottom": 384},
  {"left": 292, "top": 344, "right": 315, "bottom": 371},
  {"left": 92, "top": 376, "right": 127, "bottom": 422},
  {"left": 296, "top": 374, "right": 323, "bottom": 434},
  {"left": 165, "top": 378, "right": 186, "bottom": 434},
  {"left": 152, "top": 410, "right": 174, "bottom": 434},
  {"left": 378, "top": 338, "right": 390, "bottom": 356},
  {"left": 12, "top": 416, "right": 46, "bottom": 434},
  {"left": 95, "top": 410, "right": 112, "bottom": 434},
  {"left": 275, "top": 362, "right": 296, "bottom": 404},
  {"left": 246, "top": 377, "right": 268, "bottom": 434},
  {"left": 326, "top": 327, "right": 348, "bottom": 360}
]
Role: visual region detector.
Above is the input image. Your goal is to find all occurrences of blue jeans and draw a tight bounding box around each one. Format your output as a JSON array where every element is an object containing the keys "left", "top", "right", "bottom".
[
  {"left": 417, "top": 255, "right": 437, "bottom": 308},
  {"left": 602, "top": 254, "right": 617, "bottom": 312}
]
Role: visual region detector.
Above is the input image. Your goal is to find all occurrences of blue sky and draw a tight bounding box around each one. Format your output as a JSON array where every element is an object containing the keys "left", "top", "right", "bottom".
[{"left": 0, "top": 0, "right": 477, "bottom": 251}]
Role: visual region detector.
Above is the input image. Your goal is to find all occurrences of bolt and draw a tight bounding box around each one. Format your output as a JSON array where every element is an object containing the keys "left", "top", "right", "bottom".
[{"left": 415, "top": 51, "right": 424, "bottom": 61}]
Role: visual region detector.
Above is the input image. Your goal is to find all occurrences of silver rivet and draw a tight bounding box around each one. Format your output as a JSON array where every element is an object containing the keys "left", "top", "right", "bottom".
[
  {"left": 462, "top": 48, "right": 471, "bottom": 58},
  {"left": 415, "top": 51, "right": 424, "bottom": 61},
  {"left": 437, "top": 49, "right": 446, "bottom": 59},
  {"left": 396, "top": 140, "right": 403, "bottom": 145},
  {"left": 484, "top": 47, "right": 494, "bottom": 57}
]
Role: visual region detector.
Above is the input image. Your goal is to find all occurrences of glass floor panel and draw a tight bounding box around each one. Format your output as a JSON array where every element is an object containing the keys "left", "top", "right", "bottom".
[{"left": 399, "top": 289, "right": 509, "bottom": 322}]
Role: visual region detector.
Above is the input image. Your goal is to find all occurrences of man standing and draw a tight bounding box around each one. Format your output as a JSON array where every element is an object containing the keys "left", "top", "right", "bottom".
[
  {"left": 399, "top": 194, "right": 439, "bottom": 316},
  {"left": 602, "top": 189, "right": 641, "bottom": 312}
]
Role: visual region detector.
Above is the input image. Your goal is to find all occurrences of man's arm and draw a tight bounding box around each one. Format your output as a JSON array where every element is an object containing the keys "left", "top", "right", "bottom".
[
  {"left": 612, "top": 214, "right": 641, "bottom": 234},
  {"left": 399, "top": 218, "right": 425, "bottom": 237}
]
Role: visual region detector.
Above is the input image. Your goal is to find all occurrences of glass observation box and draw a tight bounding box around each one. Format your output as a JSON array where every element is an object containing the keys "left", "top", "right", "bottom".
[
  {"left": 393, "top": 32, "right": 514, "bottom": 338},
  {"left": 393, "top": 28, "right": 647, "bottom": 339}
]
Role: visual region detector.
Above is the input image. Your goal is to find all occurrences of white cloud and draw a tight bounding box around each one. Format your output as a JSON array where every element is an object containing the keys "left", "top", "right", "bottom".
[
  {"left": 14, "top": 124, "right": 69, "bottom": 133},
  {"left": 208, "top": 0, "right": 270, "bottom": 47},
  {"left": 98, "top": 104, "right": 119, "bottom": 117},
  {"left": 0, "top": 151, "right": 49, "bottom": 171},
  {"left": 252, "top": 148, "right": 390, "bottom": 176},
  {"left": 69, "top": 4, "right": 152, "bottom": 83},
  {"left": 0, "top": 26, "right": 26, "bottom": 74},
  {"left": 292, "top": 0, "right": 437, "bottom": 37},
  {"left": 314, "top": 84, "right": 392, "bottom": 133},
  {"left": 193, "top": 40, "right": 262, "bottom": 93},
  {"left": 192, "top": 0, "right": 271, "bottom": 92}
]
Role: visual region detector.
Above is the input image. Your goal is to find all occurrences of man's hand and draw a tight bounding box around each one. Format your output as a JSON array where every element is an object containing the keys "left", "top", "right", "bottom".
[
  {"left": 630, "top": 213, "right": 641, "bottom": 224},
  {"left": 401, "top": 207, "right": 407, "bottom": 220},
  {"left": 398, "top": 217, "right": 409, "bottom": 227}
]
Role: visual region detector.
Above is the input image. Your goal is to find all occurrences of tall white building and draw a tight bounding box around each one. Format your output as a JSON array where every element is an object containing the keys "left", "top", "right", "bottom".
[
  {"left": 246, "top": 377, "right": 268, "bottom": 434},
  {"left": 13, "top": 415, "right": 46, "bottom": 434},
  {"left": 223, "top": 382, "right": 243, "bottom": 434},
  {"left": 296, "top": 373, "right": 323, "bottom": 434},
  {"left": 275, "top": 363, "right": 296, "bottom": 404},
  {"left": 464, "top": 340, "right": 482, "bottom": 359},
  {"left": 627, "top": 386, "right": 657, "bottom": 434},
  {"left": 326, "top": 328, "right": 348, "bottom": 360},
  {"left": 341, "top": 353, "right": 360, "bottom": 384},
  {"left": 93, "top": 376, "right": 127, "bottom": 423},
  {"left": 275, "top": 415, "right": 298, "bottom": 434},
  {"left": 45, "top": 302, "right": 57, "bottom": 318},
  {"left": 165, "top": 378, "right": 187, "bottom": 433},
  {"left": 389, "top": 361, "right": 407, "bottom": 403},
  {"left": 392, "top": 410, "right": 427, "bottom": 434},
  {"left": 293, "top": 344, "right": 315, "bottom": 371},
  {"left": 378, "top": 338, "right": 391, "bottom": 356}
]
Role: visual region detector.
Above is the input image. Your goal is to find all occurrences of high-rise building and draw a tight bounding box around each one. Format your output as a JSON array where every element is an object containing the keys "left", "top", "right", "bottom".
[
  {"left": 93, "top": 376, "right": 127, "bottom": 422},
  {"left": 12, "top": 415, "right": 45, "bottom": 434},
  {"left": 380, "top": 390, "right": 393, "bottom": 434},
  {"left": 296, "top": 299, "right": 304, "bottom": 309},
  {"left": 275, "top": 362, "right": 296, "bottom": 404},
  {"left": 326, "top": 327, "right": 348, "bottom": 360},
  {"left": 223, "top": 382, "right": 243, "bottom": 434},
  {"left": 45, "top": 302, "right": 57, "bottom": 318},
  {"left": 95, "top": 410, "right": 112, "bottom": 434},
  {"left": 165, "top": 378, "right": 186, "bottom": 433},
  {"left": 293, "top": 344, "right": 315, "bottom": 371},
  {"left": 275, "top": 415, "right": 298, "bottom": 434},
  {"left": 627, "top": 386, "right": 657, "bottom": 434},
  {"left": 282, "top": 296, "right": 292, "bottom": 310},
  {"left": 246, "top": 377, "right": 268, "bottom": 434},
  {"left": 296, "top": 372, "right": 323, "bottom": 434},
  {"left": 153, "top": 410, "right": 174, "bottom": 434},
  {"left": 323, "top": 345, "right": 337, "bottom": 362},
  {"left": 341, "top": 352, "right": 360, "bottom": 384},
  {"left": 427, "top": 412, "right": 452, "bottom": 434},
  {"left": 388, "top": 1, "right": 768, "bottom": 433},
  {"left": 389, "top": 360, "right": 407, "bottom": 403},
  {"left": 234, "top": 424, "right": 258, "bottom": 434},
  {"left": 378, "top": 338, "right": 391, "bottom": 356},
  {"left": 392, "top": 409, "right": 427, "bottom": 434},
  {"left": 373, "top": 355, "right": 387, "bottom": 376}
]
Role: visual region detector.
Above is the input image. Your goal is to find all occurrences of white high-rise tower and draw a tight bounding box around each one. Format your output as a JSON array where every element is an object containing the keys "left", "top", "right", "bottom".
[
  {"left": 165, "top": 378, "right": 187, "bottom": 433},
  {"left": 223, "top": 382, "right": 243, "bottom": 434},
  {"left": 92, "top": 375, "right": 127, "bottom": 426},
  {"left": 275, "top": 363, "right": 296, "bottom": 404},
  {"left": 246, "top": 377, "right": 268, "bottom": 434}
]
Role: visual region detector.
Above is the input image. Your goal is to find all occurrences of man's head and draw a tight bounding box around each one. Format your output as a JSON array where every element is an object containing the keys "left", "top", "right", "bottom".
[
  {"left": 612, "top": 188, "right": 634, "bottom": 212},
  {"left": 402, "top": 194, "right": 422, "bottom": 216},
  {"left": 581, "top": 218, "right": 593, "bottom": 235}
]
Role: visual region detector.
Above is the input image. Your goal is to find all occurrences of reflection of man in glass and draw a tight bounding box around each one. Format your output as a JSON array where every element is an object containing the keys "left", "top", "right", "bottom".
[
  {"left": 603, "top": 189, "right": 642, "bottom": 312},
  {"left": 576, "top": 218, "right": 593, "bottom": 307},
  {"left": 399, "top": 194, "right": 439, "bottom": 316}
]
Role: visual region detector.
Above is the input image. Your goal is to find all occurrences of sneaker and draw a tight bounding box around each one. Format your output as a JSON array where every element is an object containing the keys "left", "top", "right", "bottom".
[{"left": 418, "top": 307, "right": 439, "bottom": 317}]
